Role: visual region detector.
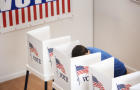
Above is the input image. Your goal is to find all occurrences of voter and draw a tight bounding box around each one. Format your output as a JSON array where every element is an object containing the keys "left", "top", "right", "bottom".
[{"left": 72, "top": 45, "right": 127, "bottom": 77}]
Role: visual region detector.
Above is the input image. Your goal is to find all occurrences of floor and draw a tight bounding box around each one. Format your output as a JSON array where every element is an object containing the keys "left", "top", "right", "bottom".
[
  {"left": 0, "top": 67, "right": 134, "bottom": 90},
  {"left": 0, "top": 74, "right": 52, "bottom": 90}
]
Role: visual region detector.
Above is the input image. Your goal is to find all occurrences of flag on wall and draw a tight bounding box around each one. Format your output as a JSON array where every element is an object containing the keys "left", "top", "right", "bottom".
[{"left": 0, "top": 0, "right": 72, "bottom": 33}]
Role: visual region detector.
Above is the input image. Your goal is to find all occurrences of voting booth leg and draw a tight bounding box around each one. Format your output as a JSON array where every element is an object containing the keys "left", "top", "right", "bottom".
[
  {"left": 52, "top": 88, "right": 56, "bottom": 90},
  {"left": 52, "top": 80, "right": 55, "bottom": 90},
  {"left": 24, "top": 70, "right": 29, "bottom": 90},
  {"left": 45, "top": 81, "right": 48, "bottom": 90}
]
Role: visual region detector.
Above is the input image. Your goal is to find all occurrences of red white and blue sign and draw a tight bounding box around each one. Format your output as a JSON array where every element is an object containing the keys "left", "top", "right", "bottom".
[{"left": 0, "top": 0, "right": 71, "bottom": 33}]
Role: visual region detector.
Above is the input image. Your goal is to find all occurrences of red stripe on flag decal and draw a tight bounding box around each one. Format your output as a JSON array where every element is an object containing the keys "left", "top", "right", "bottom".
[
  {"left": 39, "top": 4, "right": 43, "bottom": 19},
  {"left": 51, "top": 2, "right": 54, "bottom": 16},
  {"left": 33, "top": 5, "right": 37, "bottom": 20},
  {"left": 27, "top": 7, "right": 31, "bottom": 22},
  {"left": 68, "top": 0, "right": 71, "bottom": 12},
  {"left": 45, "top": 3, "right": 48, "bottom": 17},
  {"left": 9, "top": 10, "right": 13, "bottom": 26},
  {"left": 2, "top": 12, "right": 6, "bottom": 28},
  {"left": 56, "top": 0, "right": 60, "bottom": 15},
  {"left": 15, "top": 9, "right": 19, "bottom": 25},
  {"left": 21, "top": 8, "right": 25, "bottom": 23},
  {"left": 62, "top": 0, "right": 65, "bottom": 14}
]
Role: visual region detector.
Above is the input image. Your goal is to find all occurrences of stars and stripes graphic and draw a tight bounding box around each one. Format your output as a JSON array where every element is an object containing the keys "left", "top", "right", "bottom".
[
  {"left": 92, "top": 76, "right": 105, "bottom": 90},
  {"left": 117, "top": 84, "right": 131, "bottom": 90},
  {"left": 55, "top": 57, "right": 66, "bottom": 74},
  {"left": 29, "top": 42, "right": 39, "bottom": 57},
  {"left": 0, "top": 0, "right": 71, "bottom": 33},
  {"left": 48, "top": 48, "right": 53, "bottom": 57},
  {"left": 75, "top": 65, "right": 88, "bottom": 85},
  {"left": 75, "top": 65, "right": 88, "bottom": 76}
]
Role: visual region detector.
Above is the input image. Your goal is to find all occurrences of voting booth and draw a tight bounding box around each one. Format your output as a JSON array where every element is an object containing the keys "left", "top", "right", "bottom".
[
  {"left": 25, "top": 25, "right": 140, "bottom": 90},
  {"left": 52, "top": 40, "right": 81, "bottom": 90},
  {"left": 71, "top": 53, "right": 101, "bottom": 90},
  {"left": 89, "top": 57, "right": 140, "bottom": 90},
  {"left": 89, "top": 57, "right": 114, "bottom": 90},
  {"left": 52, "top": 42, "right": 101, "bottom": 90},
  {"left": 25, "top": 26, "right": 72, "bottom": 90},
  {"left": 43, "top": 35, "right": 72, "bottom": 78},
  {"left": 112, "top": 71, "right": 140, "bottom": 90},
  {"left": 27, "top": 26, "right": 51, "bottom": 81}
]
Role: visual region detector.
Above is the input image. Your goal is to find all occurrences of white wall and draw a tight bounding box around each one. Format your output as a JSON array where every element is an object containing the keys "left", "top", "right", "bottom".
[
  {"left": 0, "top": 0, "right": 93, "bottom": 82},
  {"left": 94, "top": 0, "right": 140, "bottom": 70}
]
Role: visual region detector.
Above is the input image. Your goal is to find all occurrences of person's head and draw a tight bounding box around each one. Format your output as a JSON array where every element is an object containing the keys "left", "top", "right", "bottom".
[{"left": 72, "top": 45, "right": 90, "bottom": 57}]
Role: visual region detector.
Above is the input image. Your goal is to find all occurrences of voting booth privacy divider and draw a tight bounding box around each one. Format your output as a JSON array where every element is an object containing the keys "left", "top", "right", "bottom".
[
  {"left": 71, "top": 53, "right": 101, "bottom": 90},
  {"left": 26, "top": 26, "right": 71, "bottom": 81},
  {"left": 89, "top": 57, "right": 140, "bottom": 90},
  {"left": 52, "top": 40, "right": 81, "bottom": 90},
  {"left": 52, "top": 42, "right": 101, "bottom": 90},
  {"left": 89, "top": 57, "right": 114, "bottom": 90},
  {"left": 112, "top": 71, "right": 140, "bottom": 90},
  {"left": 130, "top": 83, "right": 140, "bottom": 90}
]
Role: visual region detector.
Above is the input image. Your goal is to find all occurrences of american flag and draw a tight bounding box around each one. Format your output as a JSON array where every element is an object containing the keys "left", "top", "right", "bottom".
[
  {"left": 29, "top": 42, "right": 38, "bottom": 56},
  {"left": 75, "top": 65, "right": 88, "bottom": 76},
  {"left": 48, "top": 48, "right": 53, "bottom": 57},
  {"left": 0, "top": 0, "right": 71, "bottom": 33},
  {"left": 92, "top": 76, "right": 105, "bottom": 90},
  {"left": 55, "top": 57, "right": 66, "bottom": 74},
  {"left": 117, "top": 84, "right": 131, "bottom": 90}
]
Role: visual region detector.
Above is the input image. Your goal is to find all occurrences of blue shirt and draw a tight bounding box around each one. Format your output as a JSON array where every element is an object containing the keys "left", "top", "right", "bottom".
[{"left": 87, "top": 47, "right": 127, "bottom": 77}]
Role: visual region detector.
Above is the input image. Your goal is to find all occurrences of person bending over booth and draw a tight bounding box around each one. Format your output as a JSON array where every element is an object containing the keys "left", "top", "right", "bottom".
[{"left": 72, "top": 45, "right": 127, "bottom": 77}]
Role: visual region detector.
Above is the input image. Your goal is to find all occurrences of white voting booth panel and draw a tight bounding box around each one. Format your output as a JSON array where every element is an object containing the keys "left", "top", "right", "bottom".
[
  {"left": 130, "top": 83, "right": 140, "bottom": 90},
  {"left": 27, "top": 26, "right": 51, "bottom": 41},
  {"left": 71, "top": 53, "right": 101, "bottom": 90},
  {"left": 112, "top": 71, "right": 140, "bottom": 90},
  {"left": 89, "top": 57, "right": 114, "bottom": 90},
  {"left": 52, "top": 42, "right": 101, "bottom": 90},
  {"left": 44, "top": 36, "right": 72, "bottom": 78},
  {"left": 52, "top": 40, "right": 81, "bottom": 90},
  {"left": 27, "top": 26, "right": 72, "bottom": 81},
  {"left": 27, "top": 26, "right": 51, "bottom": 81}
]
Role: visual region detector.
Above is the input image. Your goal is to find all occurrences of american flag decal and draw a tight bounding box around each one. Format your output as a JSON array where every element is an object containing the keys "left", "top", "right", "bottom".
[
  {"left": 75, "top": 65, "right": 88, "bottom": 85},
  {"left": 48, "top": 48, "right": 53, "bottom": 57},
  {"left": 75, "top": 65, "right": 88, "bottom": 76},
  {"left": 0, "top": 0, "right": 71, "bottom": 33},
  {"left": 92, "top": 76, "right": 105, "bottom": 90},
  {"left": 55, "top": 57, "right": 66, "bottom": 74},
  {"left": 117, "top": 84, "right": 131, "bottom": 90},
  {"left": 29, "top": 42, "right": 38, "bottom": 57}
]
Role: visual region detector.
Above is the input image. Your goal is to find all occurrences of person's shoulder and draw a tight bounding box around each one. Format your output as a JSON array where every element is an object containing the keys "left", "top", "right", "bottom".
[
  {"left": 86, "top": 47, "right": 101, "bottom": 53},
  {"left": 87, "top": 47, "right": 102, "bottom": 51},
  {"left": 87, "top": 47, "right": 94, "bottom": 50},
  {"left": 87, "top": 47, "right": 97, "bottom": 51}
]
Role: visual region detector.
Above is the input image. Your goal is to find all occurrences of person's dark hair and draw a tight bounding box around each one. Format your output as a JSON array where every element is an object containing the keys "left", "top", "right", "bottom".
[{"left": 72, "top": 45, "right": 88, "bottom": 57}]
